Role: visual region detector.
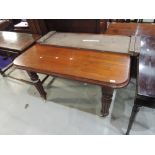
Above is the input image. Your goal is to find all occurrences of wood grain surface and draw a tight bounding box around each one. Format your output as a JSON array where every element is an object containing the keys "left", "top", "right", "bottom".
[{"left": 14, "top": 44, "right": 131, "bottom": 88}]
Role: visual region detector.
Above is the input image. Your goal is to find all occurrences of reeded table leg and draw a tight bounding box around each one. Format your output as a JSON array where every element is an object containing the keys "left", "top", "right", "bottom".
[
  {"left": 126, "top": 103, "right": 140, "bottom": 135},
  {"left": 101, "top": 87, "right": 114, "bottom": 117},
  {"left": 27, "top": 71, "right": 47, "bottom": 100}
]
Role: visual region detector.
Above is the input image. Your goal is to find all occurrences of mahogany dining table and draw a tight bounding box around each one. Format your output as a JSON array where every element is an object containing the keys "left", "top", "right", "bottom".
[
  {"left": 13, "top": 22, "right": 155, "bottom": 117},
  {"left": 14, "top": 44, "right": 131, "bottom": 117}
]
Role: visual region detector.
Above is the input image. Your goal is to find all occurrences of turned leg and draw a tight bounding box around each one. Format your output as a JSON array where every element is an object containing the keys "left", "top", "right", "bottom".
[
  {"left": 101, "top": 87, "right": 114, "bottom": 117},
  {"left": 27, "top": 71, "right": 47, "bottom": 100},
  {"left": 126, "top": 103, "right": 141, "bottom": 135}
]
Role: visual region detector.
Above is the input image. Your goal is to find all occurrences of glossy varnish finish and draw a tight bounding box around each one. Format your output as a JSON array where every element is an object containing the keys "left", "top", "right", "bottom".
[
  {"left": 106, "top": 23, "right": 155, "bottom": 78},
  {"left": 126, "top": 36, "right": 155, "bottom": 134},
  {"left": 14, "top": 44, "right": 130, "bottom": 88},
  {"left": 138, "top": 36, "right": 155, "bottom": 98},
  {"left": 106, "top": 23, "right": 155, "bottom": 37},
  {"left": 0, "top": 31, "right": 40, "bottom": 52}
]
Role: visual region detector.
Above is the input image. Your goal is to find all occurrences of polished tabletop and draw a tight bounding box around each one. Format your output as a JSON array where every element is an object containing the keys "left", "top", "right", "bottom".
[
  {"left": 14, "top": 44, "right": 130, "bottom": 88},
  {"left": 106, "top": 23, "right": 155, "bottom": 37},
  {"left": 106, "top": 23, "right": 155, "bottom": 97},
  {"left": 0, "top": 31, "right": 40, "bottom": 52},
  {"left": 138, "top": 36, "right": 155, "bottom": 98}
]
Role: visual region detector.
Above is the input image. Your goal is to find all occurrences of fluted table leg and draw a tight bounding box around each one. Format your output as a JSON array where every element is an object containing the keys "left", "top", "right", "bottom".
[
  {"left": 101, "top": 87, "right": 114, "bottom": 117},
  {"left": 27, "top": 71, "right": 47, "bottom": 100}
]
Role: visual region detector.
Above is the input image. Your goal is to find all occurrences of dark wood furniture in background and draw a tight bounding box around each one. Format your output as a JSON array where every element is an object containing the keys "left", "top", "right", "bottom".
[
  {"left": 0, "top": 31, "right": 40, "bottom": 54},
  {"left": 105, "top": 23, "right": 155, "bottom": 134},
  {"left": 126, "top": 36, "right": 155, "bottom": 134},
  {"left": 108, "top": 19, "right": 139, "bottom": 23},
  {"left": 106, "top": 23, "right": 155, "bottom": 36},
  {"left": 106, "top": 23, "right": 155, "bottom": 78},
  {"left": 44, "top": 19, "right": 107, "bottom": 33},
  {"left": 27, "top": 19, "right": 107, "bottom": 35},
  {"left": 27, "top": 19, "right": 48, "bottom": 35},
  {"left": 108, "top": 19, "right": 155, "bottom": 23},
  {"left": 0, "top": 19, "right": 28, "bottom": 33},
  {"left": 0, "top": 31, "right": 40, "bottom": 52},
  {"left": 0, "top": 20, "right": 12, "bottom": 31},
  {"left": 0, "top": 31, "right": 40, "bottom": 75},
  {"left": 14, "top": 44, "right": 130, "bottom": 117}
]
